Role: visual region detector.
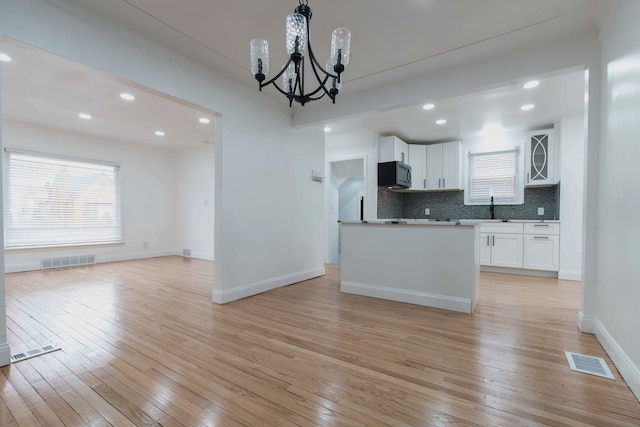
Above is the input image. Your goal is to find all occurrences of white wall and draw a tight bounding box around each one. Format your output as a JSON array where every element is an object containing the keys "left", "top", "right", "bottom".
[
  {"left": 558, "top": 114, "right": 585, "bottom": 280},
  {"left": 175, "top": 142, "right": 215, "bottom": 261},
  {"left": 325, "top": 130, "right": 378, "bottom": 221},
  {"left": 2, "top": 121, "right": 176, "bottom": 271},
  {"left": 0, "top": 0, "right": 326, "bottom": 365},
  {"left": 593, "top": 0, "right": 640, "bottom": 399}
]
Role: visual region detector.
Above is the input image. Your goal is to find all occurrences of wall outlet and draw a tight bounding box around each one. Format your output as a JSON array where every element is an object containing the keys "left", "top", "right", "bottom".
[
  {"left": 424, "top": 208, "right": 430, "bottom": 215},
  {"left": 538, "top": 207, "right": 545, "bottom": 216}
]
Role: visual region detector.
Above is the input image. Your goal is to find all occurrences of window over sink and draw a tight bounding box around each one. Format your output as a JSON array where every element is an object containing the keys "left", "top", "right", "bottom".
[{"left": 465, "top": 147, "right": 523, "bottom": 205}]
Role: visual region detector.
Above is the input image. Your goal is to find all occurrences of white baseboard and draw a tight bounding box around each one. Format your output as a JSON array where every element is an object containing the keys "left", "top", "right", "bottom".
[
  {"left": 0, "top": 342, "right": 11, "bottom": 367},
  {"left": 4, "top": 262, "right": 40, "bottom": 273},
  {"left": 577, "top": 311, "right": 596, "bottom": 334},
  {"left": 481, "top": 266, "right": 558, "bottom": 278},
  {"left": 559, "top": 270, "right": 582, "bottom": 281},
  {"left": 594, "top": 319, "right": 640, "bottom": 402},
  {"left": 341, "top": 281, "right": 473, "bottom": 314},
  {"left": 189, "top": 251, "right": 214, "bottom": 261},
  {"left": 97, "top": 250, "right": 175, "bottom": 264},
  {"left": 212, "top": 267, "right": 325, "bottom": 304},
  {"left": 4, "top": 250, "right": 179, "bottom": 273}
]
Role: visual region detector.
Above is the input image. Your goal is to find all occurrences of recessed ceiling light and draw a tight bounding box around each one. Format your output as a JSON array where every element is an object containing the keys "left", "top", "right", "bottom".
[
  {"left": 0, "top": 53, "right": 12, "bottom": 62},
  {"left": 120, "top": 93, "right": 135, "bottom": 101},
  {"left": 435, "top": 119, "right": 447, "bottom": 125},
  {"left": 521, "top": 104, "right": 535, "bottom": 111},
  {"left": 198, "top": 117, "right": 211, "bottom": 124},
  {"left": 78, "top": 113, "right": 92, "bottom": 120},
  {"left": 154, "top": 131, "right": 165, "bottom": 136},
  {"left": 523, "top": 80, "right": 540, "bottom": 89},
  {"left": 323, "top": 126, "right": 332, "bottom": 132},
  {"left": 422, "top": 103, "right": 435, "bottom": 110}
]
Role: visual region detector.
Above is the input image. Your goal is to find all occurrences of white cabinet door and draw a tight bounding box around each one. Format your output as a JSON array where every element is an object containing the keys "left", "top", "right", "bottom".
[
  {"left": 490, "top": 233, "right": 523, "bottom": 268},
  {"left": 379, "top": 136, "right": 409, "bottom": 163},
  {"left": 426, "top": 143, "right": 443, "bottom": 190},
  {"left": 425, "top": 142, "right": 462, "bottom": 190},
  {"left": 523, "top": 235, "right": 560, "bottom": 271},
  {"left": 479, "top": 233, "right": 491, "bottom": 266},
  {"left": 408, "top": 144, "right": 426, "bottom": 190},
  {"left": 441, "top": 141, "right": 462, "bottom": 190},
  {"left": 525, "top": 129, "right": 556, "bottom": 186}
]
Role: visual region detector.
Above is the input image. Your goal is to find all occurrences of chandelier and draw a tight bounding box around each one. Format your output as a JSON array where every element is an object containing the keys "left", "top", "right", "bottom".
[{"left": 250, "top": 0, "right": 351, "bottom": 107}]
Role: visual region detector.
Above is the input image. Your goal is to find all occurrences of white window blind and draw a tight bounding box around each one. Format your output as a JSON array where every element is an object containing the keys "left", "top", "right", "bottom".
[
  {"left": 467, "top": 149, "right": 520, "bottom": 204},
  {"left": 4, "top": 150, "right": 121, "bottom": 248}
]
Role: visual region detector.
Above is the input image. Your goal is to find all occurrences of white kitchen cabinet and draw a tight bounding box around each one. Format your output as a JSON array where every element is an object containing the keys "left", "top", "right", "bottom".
[
  {"left": 378, "top": 136, "right": 409, "bottom": 163},
  {"left": 479, "top": 222, "right": 524, "bottom": 268},
  {"left": 525, "top": 129, "right": 558, "bottom": 187},
  {"left": 426, "top": 141, "right": 462, "bottom": 190},
  {"left": 523, "top": 223, "right": 560, "bottom": 271},
  {"left": 408, "top": 144, "right": 426, "bottom": 190}
]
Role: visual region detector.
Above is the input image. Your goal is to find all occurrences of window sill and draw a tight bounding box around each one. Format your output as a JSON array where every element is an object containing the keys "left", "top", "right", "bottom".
[{"left": 4, "top": 241, "right": 125, "bottom": 253}]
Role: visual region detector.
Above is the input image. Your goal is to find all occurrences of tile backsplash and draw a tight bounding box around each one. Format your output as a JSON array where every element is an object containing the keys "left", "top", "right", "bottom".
[{"left": 378, "top": 185, "right": 559, "bottom": 220}]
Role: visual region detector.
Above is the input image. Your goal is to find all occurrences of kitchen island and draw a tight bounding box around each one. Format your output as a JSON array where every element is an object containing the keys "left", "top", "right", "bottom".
[{"left": 340, "top": 221, "right": 480, "bottom": 313}]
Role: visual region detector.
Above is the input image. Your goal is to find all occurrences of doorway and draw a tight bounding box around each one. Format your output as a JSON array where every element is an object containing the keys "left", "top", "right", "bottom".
[{"left": 328, "top": 158, "right": 365, "bottom": 264}]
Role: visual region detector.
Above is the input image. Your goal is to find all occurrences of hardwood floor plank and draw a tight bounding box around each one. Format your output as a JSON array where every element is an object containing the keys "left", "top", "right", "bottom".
[{"left": 3, "top": 256, "right": 640, "bottom": 426}]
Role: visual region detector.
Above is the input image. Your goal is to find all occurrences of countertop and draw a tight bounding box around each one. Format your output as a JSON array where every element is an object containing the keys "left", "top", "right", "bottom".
[{"left": 361, "top": 219, "right": 560, "bottom": 224}]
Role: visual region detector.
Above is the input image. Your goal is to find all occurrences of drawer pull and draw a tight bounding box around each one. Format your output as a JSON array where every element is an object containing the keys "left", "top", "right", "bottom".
[
  {"left": 533, "top": 224, "right": 550, "bottom": 227},
  {"left": 534, "top": 236, "right": 549, "bottom": 239}
]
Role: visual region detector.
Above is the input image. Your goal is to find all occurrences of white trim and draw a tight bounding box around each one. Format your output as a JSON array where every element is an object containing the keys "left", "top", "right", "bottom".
[
  {"left": 0, "top": 342, "right": 11, "bottom": 367},
  {"left": 595, "top": 319, "right": 640, "bottom": 402},
  {"left": 577, "top": 311, "right": 596, "bottom": 334},
  {"left": 558, "top": 270, "right": 582, "bottom": 281},
  {"left": 341, "top": 281, "right": 473, "bottom": 314},
  {"left": 188, "top": 251, "right": 214, "bottom": 262},
  {"left": 4, "top": 250, "right": 178, "bottom": 273},
  {"left": 481, "top": 266, "right": 558, "bottom": 278},
  {"left": 212, "top": 267, "right": 325, "bottom": 304}
]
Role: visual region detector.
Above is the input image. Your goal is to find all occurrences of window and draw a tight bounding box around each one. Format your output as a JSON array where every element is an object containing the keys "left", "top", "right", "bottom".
[
  {"left": 4, "top": 149, "right": 121, "bottom": 248},
  {"left": 466, "top": 148, "right": 522, "bottom": 205}
]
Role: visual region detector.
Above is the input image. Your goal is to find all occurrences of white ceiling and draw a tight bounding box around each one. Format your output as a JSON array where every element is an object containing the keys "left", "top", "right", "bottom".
[
  {"left": 1, "top": 0, "right": 618, "bottom": 147},
  {"left": 1, "top": 38, "right": 217, "bottom": 151}
]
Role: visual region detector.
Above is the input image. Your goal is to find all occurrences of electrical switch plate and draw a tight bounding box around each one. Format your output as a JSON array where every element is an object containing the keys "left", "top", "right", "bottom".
[
  {"left": 538, "top": 207, "right": 544, "bottom": 216},
  {"left": 424, "top": 208, "right": 430, "bottom": 215}
]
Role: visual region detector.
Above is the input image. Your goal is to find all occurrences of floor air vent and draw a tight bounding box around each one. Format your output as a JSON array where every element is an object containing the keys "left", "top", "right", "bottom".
[
  {"left": 11, "top": 344, "right": 60, "bottom": 363},
  {"left": 565, "top": 351, "right": 615, "bottom": 379},
  {"left": 41, "top": 255, "right": 96, "bottom": 270}
]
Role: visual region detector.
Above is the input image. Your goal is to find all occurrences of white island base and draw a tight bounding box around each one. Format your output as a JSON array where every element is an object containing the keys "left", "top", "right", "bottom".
[{"left": 340, "top": 221, "right": 480, "bottom": 313}]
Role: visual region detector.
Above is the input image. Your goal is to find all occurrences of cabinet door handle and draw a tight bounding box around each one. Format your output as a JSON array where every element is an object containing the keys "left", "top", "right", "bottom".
[
  {"left": 526, "top": 172, "right": 530, "bottom": 184},
  {"left": 486, "top": 235, "right": 490, "bottom": 246},
  {"left": 492, "top": 235, "right": 495, "bottom": 246},
  {"left": 443, "top": 178, "right": 446, "bottom": 188},
  {"left": 401, "top": 152, "right": 405, "bottom": 163},
  {"left": 534, "top": 236, "right": 549, "bottom": 239},
  {"left": 533, "top": 224, "right": 549, "bottom": 227},
  {"left": 438, "top": 178, "right": 442, "bottom": 188},
  {"left": 423, "top": 179, "right": 426, "bottom": 189}
]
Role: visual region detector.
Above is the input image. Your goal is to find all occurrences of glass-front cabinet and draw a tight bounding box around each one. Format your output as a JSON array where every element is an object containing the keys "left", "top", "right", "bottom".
[{"left": 525, "top": 129, "right": 556, "bottom": 187}]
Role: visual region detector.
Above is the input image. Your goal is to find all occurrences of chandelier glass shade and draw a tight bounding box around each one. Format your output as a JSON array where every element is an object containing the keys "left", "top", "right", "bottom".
[{"left": 250, "top": 0, "right": 351, "bottom": 106}]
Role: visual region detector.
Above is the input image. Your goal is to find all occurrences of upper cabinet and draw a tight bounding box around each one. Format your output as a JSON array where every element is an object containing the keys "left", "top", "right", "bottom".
[
  {"left": 378, "top": 136, "right": 409, "bottom": 164},
  {"left": 525, "top": 129, "right": 558, "bottom": 187},
  {"left": 426, "top": 141, "right": 462, "bottom": 190},
  {"left": 408, "top": 144, "right": 426, "bottom": 190}
]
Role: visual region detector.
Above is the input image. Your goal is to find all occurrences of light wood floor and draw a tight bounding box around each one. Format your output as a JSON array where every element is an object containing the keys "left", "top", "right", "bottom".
[{"left": 1, "top": 257, "right": 639, "bottom": 426}]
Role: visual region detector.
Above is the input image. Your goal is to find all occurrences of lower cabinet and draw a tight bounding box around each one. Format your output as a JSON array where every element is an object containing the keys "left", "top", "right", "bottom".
[
  {"left": 523, "top": 223, "right": 560, "bottom": 271},
  {"left": 480, "top": 232, "right": 524, "bottom": 268},
  {"left": 479, "top": 222, "right": 559, "bottom": 272}
]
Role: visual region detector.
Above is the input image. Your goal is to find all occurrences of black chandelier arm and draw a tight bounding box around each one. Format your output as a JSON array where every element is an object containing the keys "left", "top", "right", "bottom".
[
  {"left": 258, "top": 56, "right": 295, "bottom": 89},
  {"left": 304, "top": 74, "right": 332, "bottom": 98},
  {"left": 304, "top": 15, "right": 339, "bottom": 80}
]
